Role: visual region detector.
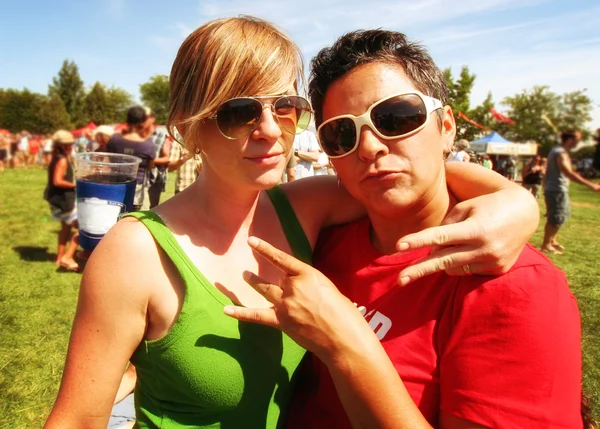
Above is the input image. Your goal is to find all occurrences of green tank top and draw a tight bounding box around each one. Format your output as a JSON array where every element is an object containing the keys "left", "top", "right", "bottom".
[{"left": 124, "top": 187, "right": 311, "bottom": 429}]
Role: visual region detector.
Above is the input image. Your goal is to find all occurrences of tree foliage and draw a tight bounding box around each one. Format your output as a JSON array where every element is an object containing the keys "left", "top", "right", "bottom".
[
  {"left": 48, "top": 60, "right": 86, "bottom": 127},
  {"left": 140, "top": 75, "right": 169, "bottom": 124},
  {"left": 84, "top": 82, "right": 133, "bottom": 125},
  {"left": 444, "top": 67, "right": 595, "bottom": 154}
]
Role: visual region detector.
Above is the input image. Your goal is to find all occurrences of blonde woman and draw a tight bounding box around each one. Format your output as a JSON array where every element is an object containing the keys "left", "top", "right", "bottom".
[{"left": 45, "top": 16, "right": 538, "bottom": 429}]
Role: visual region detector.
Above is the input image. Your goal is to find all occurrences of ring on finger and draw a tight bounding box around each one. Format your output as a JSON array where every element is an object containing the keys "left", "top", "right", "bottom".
[{"left": 462, "top": 264, "right": 473, "bottom": 276}]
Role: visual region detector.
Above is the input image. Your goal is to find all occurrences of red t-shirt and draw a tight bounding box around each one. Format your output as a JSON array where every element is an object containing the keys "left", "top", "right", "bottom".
[{"left": 287, "top": 217, "right": 582, "bottom": 429}]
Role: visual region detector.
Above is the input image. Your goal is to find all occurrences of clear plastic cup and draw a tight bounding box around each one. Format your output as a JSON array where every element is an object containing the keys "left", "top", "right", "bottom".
[{"left": 74, "top": 152, "right": 141, "bottom": 252}]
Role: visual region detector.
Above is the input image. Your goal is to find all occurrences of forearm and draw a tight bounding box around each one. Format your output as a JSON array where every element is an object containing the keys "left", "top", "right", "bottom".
[
  {"left": 296, "top": 151, "right": 320, "bottom": 162},
  {"left": 324, "top": 340, "right": 431, "bottom": 429},
  {"left": 154, "top": 156, "right": 170, "bottom": 166},
  {"left": 564, "top": 170, "right": 597, "bottom": 188},
  {"left": 54, "top": 180, "right": 76, "bottom": 189}
]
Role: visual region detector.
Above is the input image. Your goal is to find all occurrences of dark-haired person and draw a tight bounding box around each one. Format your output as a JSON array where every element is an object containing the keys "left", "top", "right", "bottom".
[
  {"left": 228, "top": 29, "right": 586, "bottom": 428},
  {"left": 44, "top": 130, "right": 80, "bottom": 271},
  {"left": 522, "top": 154, "right": 545, "bottom": 198},
  {"left": 106, "top": 106, "right": 156, "bottom": 211},
  {"left": 541, "top": 129, "right": 600, "bottom": 254},
  {"left": 45, "top": 17, "right": 540, "bottom": 429}
]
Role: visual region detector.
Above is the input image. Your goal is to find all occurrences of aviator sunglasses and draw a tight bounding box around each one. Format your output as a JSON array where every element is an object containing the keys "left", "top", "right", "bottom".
[
  {"left": 317, "top": 91, "right": 443, "bottom": 159},
  {"left": 209, "top": 95, "right": 313, "bottom": 139}
]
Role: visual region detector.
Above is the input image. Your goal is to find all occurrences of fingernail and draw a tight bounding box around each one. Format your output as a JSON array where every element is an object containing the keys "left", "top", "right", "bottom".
[
  {"left": 397, "top": 242, "right": 409, "bottom": 251},
  {"left": 242, "top": 270, "right": 252, "bottom": 281},
  {"left": 248, "top": 236, "right": 259, "bottom": 247},
  {"left": 398, "top": 276, "right": 411, "bottom": 286},
  {"left": 223, "top": 306, "right": 235, "bottom": 315}
]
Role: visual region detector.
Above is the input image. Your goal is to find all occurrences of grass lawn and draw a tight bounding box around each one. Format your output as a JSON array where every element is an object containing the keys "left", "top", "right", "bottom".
[{"left": 0, "top": 167, "right": 599, "bottom": 428}]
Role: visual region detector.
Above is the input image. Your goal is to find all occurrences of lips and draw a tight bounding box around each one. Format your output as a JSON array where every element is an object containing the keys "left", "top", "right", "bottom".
[
  {"left": 244, "top": 152, "right": 284, "bottom": 166},
  {"left": 360, "top": 170, "right": 402, "bottom": 183}
]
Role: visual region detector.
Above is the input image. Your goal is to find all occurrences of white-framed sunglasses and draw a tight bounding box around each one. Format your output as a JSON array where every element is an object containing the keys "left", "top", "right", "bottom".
[{"left": 317, "top": 91, "right": 443, "bottom": 159}]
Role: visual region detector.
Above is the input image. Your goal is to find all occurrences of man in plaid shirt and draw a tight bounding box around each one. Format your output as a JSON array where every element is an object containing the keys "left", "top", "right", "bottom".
[{"left": 168, "top": 139, "right": 201, "bottom": 193}]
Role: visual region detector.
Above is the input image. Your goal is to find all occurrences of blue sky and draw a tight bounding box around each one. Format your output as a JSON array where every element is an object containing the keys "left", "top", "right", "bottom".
[{"left": 1, "top": 0, "right": 599, "bottom": 130}]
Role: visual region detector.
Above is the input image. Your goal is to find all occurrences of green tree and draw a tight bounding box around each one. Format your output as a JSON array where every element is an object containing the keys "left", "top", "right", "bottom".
[
  {"left": 37, "top": 93, "right": 72, "bottom": 133},
  {"left": 84, "top": 82, "right": 111, "bottom": 125},
  {"left": 140, "top": 74, "right": 169, "bottom": 124},
  {"left": 105, "top": 87, "right": 134, "bottom": 123},
  {"left": 0, "top": 89, "right": 48, "bottom": 133},
  {"left": 444, "top": 66, "right": 478, "bottom": 141},
  {"left": 48, "top": 59, "right": 86, "bottom": 127}
]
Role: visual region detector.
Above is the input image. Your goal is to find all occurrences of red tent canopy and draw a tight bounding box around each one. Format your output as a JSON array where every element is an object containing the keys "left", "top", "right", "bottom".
[{"left": 71, "top": 122, "right": 98, "bottom": 138}]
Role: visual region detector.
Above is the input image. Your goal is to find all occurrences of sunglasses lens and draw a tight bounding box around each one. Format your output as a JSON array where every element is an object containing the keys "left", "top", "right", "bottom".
[
  {"left": 371, "top": 94, "right": 427, "bottom": 137},
  {"left": 216, "top": 98, "right": 263, "bottom": 139},
  {"left": 318, "top": 118, "right": 357, "bottom": 157},
  {"left": 274, "top": 96, "right": 312, "bottom": 134}
]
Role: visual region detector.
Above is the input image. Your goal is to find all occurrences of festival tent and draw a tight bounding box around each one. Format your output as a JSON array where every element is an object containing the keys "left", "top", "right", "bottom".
[
  {"left": 469, "top": 132, "right": 538, "bottom": 156},
  {"left": 71, "top": 122, "right": 98, "bottom": 138}
]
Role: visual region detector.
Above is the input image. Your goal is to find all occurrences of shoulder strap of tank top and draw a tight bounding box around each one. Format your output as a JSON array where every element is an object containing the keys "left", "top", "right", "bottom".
[
  {"left": 121, "top": 211, "right": 199, "bottom": 283},
  {"left": 265, "top": 186, "right": 313, "bottom": 265}
]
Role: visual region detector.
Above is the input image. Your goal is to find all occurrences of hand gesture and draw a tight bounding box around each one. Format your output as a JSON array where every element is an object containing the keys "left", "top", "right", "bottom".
[
  {"left": 395, "top": 191, "right": 538, "bottom": 285},
  {"left": 224, "top": 237, "right": 373, "bottom": 360}
]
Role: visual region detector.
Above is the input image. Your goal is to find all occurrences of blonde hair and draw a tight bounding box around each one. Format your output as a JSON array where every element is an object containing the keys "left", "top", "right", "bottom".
[
  {"left": 455, "top": 139, "right": 470, "bottom": 151},
  {"left": 167, "top": 15, "right": 305, "bottom": 152}
]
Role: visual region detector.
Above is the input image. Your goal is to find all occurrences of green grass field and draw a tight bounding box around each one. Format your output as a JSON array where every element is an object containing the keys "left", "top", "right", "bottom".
[{"left": 0, "top": 167, "right": 599, "bottom": 428}]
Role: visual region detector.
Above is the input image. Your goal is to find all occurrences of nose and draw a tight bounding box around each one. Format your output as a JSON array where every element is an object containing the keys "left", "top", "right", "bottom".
[
  {"left": 251, "top": 106, "right": 282, "bottom": 142},
  {"left": 357, "top": 124, "right": 389, "bottom": 161}
]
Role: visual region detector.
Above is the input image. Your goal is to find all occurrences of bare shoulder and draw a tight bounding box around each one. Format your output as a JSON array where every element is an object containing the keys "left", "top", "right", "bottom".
[
  {"left": 81, "top": 216, "right": 163, "bottom": 304},
  {"left": 280, "top": 176, "right": 364, "bottom": 228}
]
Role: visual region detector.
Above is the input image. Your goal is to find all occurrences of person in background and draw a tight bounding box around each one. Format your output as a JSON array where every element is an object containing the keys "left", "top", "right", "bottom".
[
  {"left": 503, "top": 155, "right": 517, "bottom": 181},
  {"left": 44, "top": 130, "right": 80, "bottom": 272},
  {"left": 0, "top": 132, "right": 8, "bottom": 171},
  {"left": 541, "top": 129, "right": 600, "bottom": 254},
  {"left": 28, "top": 134, "right": 41, "bottom": 166},
  {"left": 167, "top": 138, "right": 202, "bottom": 194},
  {"left": 281, "top": 155, "right": 296, "bottom": 182},
  {"left": 17, "top": 131, "right": 29, "bottom": 166},
  {"left": 593, "top": 128, "right": 600, "bottom": 172},
  {"left": 293, "top": 129, "right": 320, "bottom": 178},
  {"left": 92, "top": 125, "right": 115, "bottom": 152},
  {"left": 448, "top": 138, "right": 470, "bottom": 162},
  {"left": 481, "top": 154, "right": 493, "bottom": 170},
  {"left": 106, "top": 106, "right": 156, "bottom": 211},
  {"left": 42, "top": 133, "right": 54, "bottom": 167},
  {"left": 522, "top": 154, "right": 545, "bottom": 198},
  {"left": 145, "top": 111, "right": 172, "bottom": 208},
  {"left": 314, "top": 151, "right": 332, "bottom": 176}
]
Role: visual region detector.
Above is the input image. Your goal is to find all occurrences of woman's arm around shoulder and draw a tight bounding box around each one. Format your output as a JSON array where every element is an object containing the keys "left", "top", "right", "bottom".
[{"left": 44, "top": 218, "right": 159, "bottom": 429}]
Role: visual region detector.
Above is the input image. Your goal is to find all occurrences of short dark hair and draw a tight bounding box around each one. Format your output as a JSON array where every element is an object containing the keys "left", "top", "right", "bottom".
[
  {"left": 560, "top": 129, "right": 579, "bottom": 143},
  {"left": 126, "top": 106, "right": 149, "bottom": 125},
  {"left": 309, "top": 29, "right": 448, "bottom": 127}
]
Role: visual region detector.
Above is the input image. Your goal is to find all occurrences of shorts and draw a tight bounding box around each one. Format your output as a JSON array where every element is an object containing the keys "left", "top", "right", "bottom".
[
  {"left": 544, "top": 190, "right": 570, "bottom": 227},
  {"left": 0, "top": 148, "right": 7, "bottom": 161},
  {"left": 50, "top": 206, "right": 78, "bottom": 225}
]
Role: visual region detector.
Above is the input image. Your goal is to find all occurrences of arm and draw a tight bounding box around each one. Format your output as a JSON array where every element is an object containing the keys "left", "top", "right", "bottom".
[
  {"left": 396, "top": 163, "right": 539, "bottom": 282},
  {"left": 153, "top": 139, "right": 172, "bottom": 167},
  {"left": 295, "top": 149, "right": 320, "bottom": 163},
  {"left": 226, "top": 238, "right": 432, "bottom": 429},
  {"left": 557, "top": 152, "right": 600, "bottom": 190},
  {"left": 44, "top": 220, "right": 153, "bottom": 428},
  {"left": 168, "top": 144, "right": 193, "bottom": 172},
  {"left": 52, "top": 158, "right": 76, "bottom": 189},
  {"left": 114, "top": 364, "right": 137, "bottom": 404}
]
